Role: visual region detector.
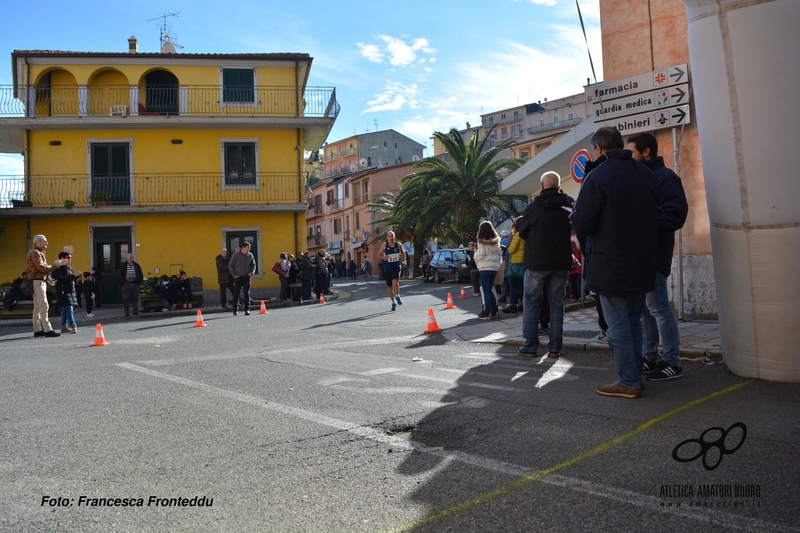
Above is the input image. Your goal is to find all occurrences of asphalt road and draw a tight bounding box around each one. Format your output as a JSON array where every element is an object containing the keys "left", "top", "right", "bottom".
[{"left": 1, "top": 279, "right": 799, "bottom": 532}]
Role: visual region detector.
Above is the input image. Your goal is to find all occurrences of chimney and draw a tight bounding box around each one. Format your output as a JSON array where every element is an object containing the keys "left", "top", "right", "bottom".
[{"left": 128, "top": 36, "right": 138, "bottom": 54}]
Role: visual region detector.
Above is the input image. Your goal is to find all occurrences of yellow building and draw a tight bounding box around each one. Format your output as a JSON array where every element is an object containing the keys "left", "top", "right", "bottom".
[{"left": 0, "top": 38, "right": 338, "bottom": 304}]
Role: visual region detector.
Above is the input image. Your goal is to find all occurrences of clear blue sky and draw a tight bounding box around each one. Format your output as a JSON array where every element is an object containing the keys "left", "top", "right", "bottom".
[{"left": 0, "top": 0, "right": 601, "bottom": 174}]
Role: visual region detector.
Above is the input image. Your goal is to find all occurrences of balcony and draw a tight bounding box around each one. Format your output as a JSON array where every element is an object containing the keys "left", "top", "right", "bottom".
[
  {"left": 307, "top": 204, "right": 324, "bottom": 217},
  {"left": 0, "top": 173, "right": 302, "bottom": 210},
  {"left": 527, "top": 117, "right": 582, "bottom": 136},
  {"left": 0, "top": 85, "right": 338, "bottom": 118}
]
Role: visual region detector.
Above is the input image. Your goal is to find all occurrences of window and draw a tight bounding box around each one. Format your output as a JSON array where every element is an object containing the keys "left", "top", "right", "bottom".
[
  {"left": 222, "top": 68, "right": 255, "bottom": 104},
  {"left": 488, "top": 117, "right": 494, "bottom": 126},
  {"left": 333, "top": 218, "right": 342, "bottom": 234},
  {"left": 553, "top": 116, "right": 559, "bottom": 124},
  {"left": 355, "top": 212, "right": 360, "bottom": 229},
  {"left": 513, "top": 110, "right": 520, "bottom": 120},
  {"left": 568, "top": 112, "right": 574, "bottom": 121},
  {"left": 514, "top": 125, "right": 522, "bottom": 136},
  {"left": 539, "top": 119, "right": 545, "bottom": 126},
  {"left": 224, "top": 142, "right": 256, "bottom": 185},
  {"left": 501, "top": 127, "right": 507, "bottom": 136},
  {"left": 90, "top": 142, "right": 131, "bottom": 204},
  {"left": 345, "top": 183, "right": 350, "bottom": 198},
  {"left": 501, "top": 113, "right": 506, "bottom": 120},
  {"left": 225, "top": 229, "right": 260, "bottom": 275},
  {"left": 362, "top": 178, "right": 370, "bottom": 202},
  {"left": 521, "top": 151, "right": 529, "bottom": 159},
  {"left": 353, "top": 182, "right": 361, "bottom": 204}
]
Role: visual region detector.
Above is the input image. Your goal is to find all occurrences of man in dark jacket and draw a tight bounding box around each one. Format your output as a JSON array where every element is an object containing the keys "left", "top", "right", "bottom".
[
  {"left": 229, "top": 242, "right": 256, "bottom": 315},
  {"left": 517, "top": 171, "right": 574, "bottom": 359},
  {"left": 570, "top": 127, "right": 661, "bottom": 399},
  {"left": 628, "top": 132, "right": 688, "bottom": 382},
  {"left": 215, "top": 248, "right": 233, "bottom": 310},
  {"left": 117, "top": 253, "right": 144, "bottom": 318}
]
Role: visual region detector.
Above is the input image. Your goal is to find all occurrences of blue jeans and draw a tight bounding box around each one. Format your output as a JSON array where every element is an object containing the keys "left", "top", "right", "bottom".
[
  {"left": 301, "top": 279, "right": 312, "bottom": 300},
  {"left": 232, "top": 276, "right": 251, "bottom": 312},
  {"left": 642, "top": 271, "right": 681, "bottom": 365},
  {"left": 522, "top": 270, "right": 567, "bottom": 353},
  {"left": 61, "top": 304, "right": 76, "bottom": 327},
  {"left": 479, "top": 270, "right": 498, "bottom": 313},
  {"left": 508, "top": 276, "right": 524, "bottom": 308},
  {"left": 600, "top": 293, "right": 647, "bottom": 389}
]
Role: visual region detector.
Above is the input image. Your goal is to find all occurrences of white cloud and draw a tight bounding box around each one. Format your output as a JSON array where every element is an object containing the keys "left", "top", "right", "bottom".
[
  {"left": 362, "top": 82, "right": 420, "bottom": 113},
  {"left": 357, "top": 43, "right": 385, "bottom": 63},
  {"left": 530, "top": 0, "right": 557, "bottom": 5}
]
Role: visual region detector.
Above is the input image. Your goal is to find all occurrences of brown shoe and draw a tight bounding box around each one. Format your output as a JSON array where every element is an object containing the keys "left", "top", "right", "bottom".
[
  {"left": 597, "top": 382, "right": 641, "bottom": 399},
  {"left": 548, "top": 352, "right": 560, "bottom": 359}
]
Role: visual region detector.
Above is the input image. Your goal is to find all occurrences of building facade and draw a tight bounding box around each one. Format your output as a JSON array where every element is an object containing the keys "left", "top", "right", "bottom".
[{"left": 0, "top": 39, "right": 337, "bottom": 304}]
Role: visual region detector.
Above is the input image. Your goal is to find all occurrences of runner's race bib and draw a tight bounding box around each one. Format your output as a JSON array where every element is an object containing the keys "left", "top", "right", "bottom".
[{"left": 387, "top": 253, "right": 400, "bottom": 263}]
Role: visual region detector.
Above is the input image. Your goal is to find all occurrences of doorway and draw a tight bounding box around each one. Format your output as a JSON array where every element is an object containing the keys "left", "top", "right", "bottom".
[{"left": 92, "top": 226, "right": 132, "bottom": 305}]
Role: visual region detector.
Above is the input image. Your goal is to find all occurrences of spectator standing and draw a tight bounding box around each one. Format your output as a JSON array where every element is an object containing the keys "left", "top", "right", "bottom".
[
  {"left": 91, "top": 266, "right": 104, "bottom": 309},
  {"left": 474, "top": 222, "right": 502, "bottom": 319},
  {"left": 278, "top": 253, "right": 291, "bottom": 303},
  {"left": 117, "top": 253, "right": 144, "bottom": 318},
  {"left": 216, "top": 248, "right": 234, "bottom": 310},
  {"left": 52, "top": 251, "right": 81, "bottom": 334},
  {"left": 627, "top": 132, "right": 689, "bottom": 381},
  {"left": 299, "top": 251, "right": 315, "bottom": 301},
  {"left": 517, "top": 172, "right": 574, "bottom": 358},
  {"left": 349, "top": 258, "right": 358, "bottom": 280},
  {"left": 315, "top": 250, "right": 329, "bottom": 301},
  {"left": 504, "top": 218, "right": 525, "bottom": 313},
  {"left": 229, "top": 242, "right": 256, "bottom": 316},
  {"left": 466, "top": 243, "right": 480, "bottom": 296},
  {"left": 25, "top": 234, "right": 65, "bottom": 337},
  {"left": 570, "top": 127, "right": 661, "bottom": 399},
  {"left": 82, "top": 272, "right": 96, "bottom": 317},
  {"left": 288, "top": 254, "right": 302, "bottom": 303}
]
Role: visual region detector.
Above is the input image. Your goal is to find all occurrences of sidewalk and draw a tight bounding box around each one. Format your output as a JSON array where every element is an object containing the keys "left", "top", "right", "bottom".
[
  {"left": 443, "top": 302, "right": 723, "bottom": 361},
  {"left": 0, "top": 293, "right": 339, "bottom": 329}
]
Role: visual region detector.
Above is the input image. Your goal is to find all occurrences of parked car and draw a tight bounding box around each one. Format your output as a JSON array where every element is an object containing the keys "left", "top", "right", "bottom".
[{"left": 427, "top": 248, "right": 471, "bottom": 283}]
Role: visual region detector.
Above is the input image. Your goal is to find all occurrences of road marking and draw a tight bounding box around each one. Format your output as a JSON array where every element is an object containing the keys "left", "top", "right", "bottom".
[
  {"left": 115, "top": 364, "right": 778, "bottom": 532},
  {"left": 511, "top": 371, "right": 528, "bottom": 382},
  {"left": 386, "top": 379, "right": 763, "bottom": 533},
  {"left": 360, "top": 367, "right": 405, "bottom": 376},
  {"left": 534, "top": 358, "right": 574, "bottom": 388}
]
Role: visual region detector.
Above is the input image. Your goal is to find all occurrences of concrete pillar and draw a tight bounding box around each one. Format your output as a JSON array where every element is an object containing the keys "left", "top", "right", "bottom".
[{"left": 681, "top": 0, "right": 800, "bottom": 381}]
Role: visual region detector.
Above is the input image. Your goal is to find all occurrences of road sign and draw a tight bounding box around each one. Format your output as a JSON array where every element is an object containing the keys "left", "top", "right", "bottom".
[
  {"left": 612, "top": 105, "right": 691, "bottom": 136},
  {"left": 570, "top": 149, "right": 592, "bottom": 184},
  {"left": 587, "top": 64, "right": 691, "bottom": 133},
  {"left": 362, "top": 231, "right": 371, "bottom": 239},
  {"left": 591, "top": 84, "right": 689, "bottom": 122}
]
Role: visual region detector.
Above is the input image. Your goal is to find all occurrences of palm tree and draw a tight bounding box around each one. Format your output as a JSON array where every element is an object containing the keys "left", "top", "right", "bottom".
[{"left": 407, "top": 127, "right": 525, "bottom": 246}]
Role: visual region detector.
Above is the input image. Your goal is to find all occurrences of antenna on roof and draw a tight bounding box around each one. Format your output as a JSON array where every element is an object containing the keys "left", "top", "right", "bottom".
[{"left": 147, "top": 12, "right": 184, "bottom": 53}]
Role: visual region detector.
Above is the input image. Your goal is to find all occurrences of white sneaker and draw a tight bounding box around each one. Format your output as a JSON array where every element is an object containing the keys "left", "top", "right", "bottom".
[{"left": 86, "top": 313, "right": 96, "bottom": 318}]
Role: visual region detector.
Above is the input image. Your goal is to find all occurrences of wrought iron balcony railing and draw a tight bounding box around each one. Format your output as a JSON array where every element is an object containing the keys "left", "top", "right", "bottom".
[
  {"left": 526, "top": 117, "right": 583, "bottom": 135},
  {"left": 0, "top": 173, "right": 302, "bottom": 208},
  {"left": 0, "top": 85, "right": 339, "bottom": 119}
]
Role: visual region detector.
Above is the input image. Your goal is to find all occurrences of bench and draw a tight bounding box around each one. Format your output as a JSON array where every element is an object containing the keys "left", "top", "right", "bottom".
[
  {"left": 0, "top": 299, "right": 60, "bottom": 319},
  {"left": 140, "top": 292, "right": 204, "bottom": 310}
]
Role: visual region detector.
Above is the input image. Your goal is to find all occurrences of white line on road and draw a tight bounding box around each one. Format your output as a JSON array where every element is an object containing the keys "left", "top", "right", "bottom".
[
  {"left": 115, "top": 362, "right": 791, "bottom": 532},
  {"left": 535, "top": 358, "right": 574, "bottom": 388}
]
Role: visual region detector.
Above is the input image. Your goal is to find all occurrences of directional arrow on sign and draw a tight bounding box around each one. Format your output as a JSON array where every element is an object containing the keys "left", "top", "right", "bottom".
[
  {"left": 673, "top": 86, "right": 686, "bottom": 104},
  {"left": 670, "top": 66, "right": 686, "bottom": 83},
  {"left": 672, "top": 107, "right": 687, "bottom": 123}
]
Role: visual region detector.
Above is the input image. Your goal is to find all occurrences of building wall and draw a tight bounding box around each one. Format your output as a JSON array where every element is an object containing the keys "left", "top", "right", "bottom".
[{"left": 600, "top": 0, "right": 713, "bottom": 318}]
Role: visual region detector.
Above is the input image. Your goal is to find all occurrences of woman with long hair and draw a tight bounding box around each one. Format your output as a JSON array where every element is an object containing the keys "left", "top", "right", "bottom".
[{"left": 474, "top": 221, "right": 502, "bottom": 319}]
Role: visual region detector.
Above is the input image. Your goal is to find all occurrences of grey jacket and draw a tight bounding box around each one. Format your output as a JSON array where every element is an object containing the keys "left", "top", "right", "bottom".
[{"left": 229, "top": 250, "right": 256, "bottom": 277}]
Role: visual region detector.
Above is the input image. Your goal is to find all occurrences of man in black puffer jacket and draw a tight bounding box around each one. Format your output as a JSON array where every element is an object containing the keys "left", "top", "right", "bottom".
[
  {"left": 570, "top": 127, "right": 661, "bottom": 399},
  {"left": 627, "top": 132, "right": 688, "bottom": 383},
  {"left": 517, "top": 171, "right": 573, "bottom": 359}
]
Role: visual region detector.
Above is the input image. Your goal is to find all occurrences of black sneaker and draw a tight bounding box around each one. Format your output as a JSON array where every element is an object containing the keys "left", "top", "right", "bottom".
[
  {"left": 502, "top": 306, "right": 518, "bottom": 314},
  {"left": 44, "top": 330, "right": 61, "bottom": 337},
  {"left": 642, "top": 359, "right": 660, "bottom": 373},
  {"left": 33, "top": 330, "right": 46, "bottom": 338},
  {"left": 478, "top": 311, "right": 491, "bottom": 319},
  {"left": 645, "top": 362, "right": 683, "bottom": 381},
  {"left": 537, "top": 326, "right": 548, "bottom": 336}
]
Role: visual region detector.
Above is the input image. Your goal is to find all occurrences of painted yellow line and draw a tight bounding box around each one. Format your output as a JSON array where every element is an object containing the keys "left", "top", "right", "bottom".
[{"left": 387, "top": 379, "right": 757, "bottom": 533}]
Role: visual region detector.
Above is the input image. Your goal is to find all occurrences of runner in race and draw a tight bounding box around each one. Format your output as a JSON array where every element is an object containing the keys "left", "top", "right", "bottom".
[{"left": 382, "top": 231, "right": 407, "bottom": 311}]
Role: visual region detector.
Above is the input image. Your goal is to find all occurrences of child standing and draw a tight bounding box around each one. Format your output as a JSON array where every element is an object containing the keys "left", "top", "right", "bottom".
[
  {"left": 52, "top": 252, "right": 82, "bottom": 334},
  {"left": 82, "top": 272, "right": 96, "bottom": 317}
]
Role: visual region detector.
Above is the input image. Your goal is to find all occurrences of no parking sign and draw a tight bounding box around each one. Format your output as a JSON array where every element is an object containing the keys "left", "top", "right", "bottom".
[{"left": 570, "top": 149, "right": 592, "bottom": 184}]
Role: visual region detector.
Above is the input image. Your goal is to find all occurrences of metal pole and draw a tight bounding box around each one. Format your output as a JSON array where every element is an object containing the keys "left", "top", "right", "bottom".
[{"left": 672, "top": 127, "right": 684, "bottom": 320}]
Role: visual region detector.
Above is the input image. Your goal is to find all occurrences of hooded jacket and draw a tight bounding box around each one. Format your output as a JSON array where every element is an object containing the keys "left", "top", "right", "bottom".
[
  {"left": 518, "top": 188, "right": 573, "bottom": 271},
  {"left": 643, "top": 156, "right": 688, "bottom": 277}
]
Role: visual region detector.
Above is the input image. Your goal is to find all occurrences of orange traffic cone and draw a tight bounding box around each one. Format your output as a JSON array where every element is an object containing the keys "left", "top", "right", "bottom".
[
  {"left": 319, "top": 293, "right": 327, "bottom": 304},
  {"left": 443, "top": 293, "right": 457, "bottom": 310},
  {"left": 424, "top": 307, "right": 443, "bottom": 334},
  {"left": 193, "top": 310, "right": 207, "bottom": 328},
  {"left": 458, "top": 286, "right": 468, "bottom": 299},
  {"left": 259, "top": 300, "right": 268, "bottom": 314},
  {"left": 90, "top": 323, "right": 110, "bottom": 347}
]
